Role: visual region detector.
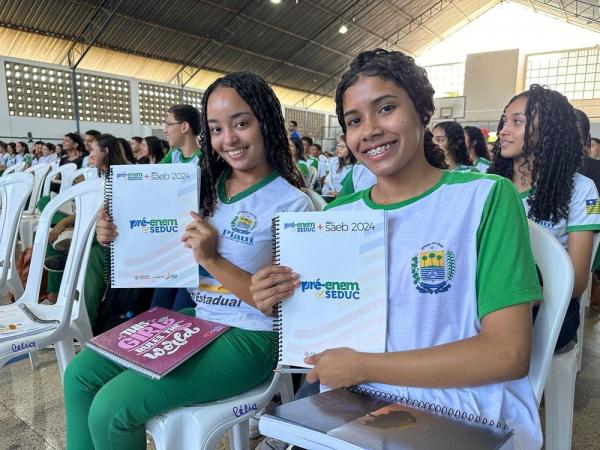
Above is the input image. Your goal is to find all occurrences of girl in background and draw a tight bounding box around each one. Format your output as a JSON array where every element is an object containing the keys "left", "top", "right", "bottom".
[
  {"left": 489, "top": 84, "right": 600, "bottom": 351},
  {"left": 432, "top": 121, "right": 476, "bottom": 171},
  {"left": 464, "top": 126, "right": 491, "bottom": 173}
]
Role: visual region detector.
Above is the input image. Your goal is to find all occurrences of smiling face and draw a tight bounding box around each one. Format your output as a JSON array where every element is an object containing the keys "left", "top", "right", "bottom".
[
  {"left": 163, "top": 112, "right": 186, "bottom": 148},
  {"left": 41, "top": 144, "right": 51, "bottom": 157},
  {"left": 342, "top": 75, "right": 425, "bottom": 178},
  {"left": 336, "top": 138, "right": 349, "bottom": 158},
  {"left": 206, "top": 86, "right": 269, "bottom": 175}
]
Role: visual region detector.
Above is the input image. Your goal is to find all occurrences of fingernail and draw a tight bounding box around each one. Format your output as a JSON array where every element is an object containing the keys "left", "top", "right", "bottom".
[{"left": 290, "top": 272, "right": 299, "bottom": 279}]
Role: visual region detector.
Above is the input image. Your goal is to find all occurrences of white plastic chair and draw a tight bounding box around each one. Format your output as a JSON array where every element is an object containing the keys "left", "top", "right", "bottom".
[
  {"left": 146, "top": 369, "right": 294, "bottom": 450},
  {"left": 63, "top": 167, "right": 99, "bottom": 190},
  {"left": 23, "top": 163, "right": 51, "bottom": 215},
  {"left": 543, "top": 232, "right": 599, "bottom": 450},
  {"left": 304, "top": 189, "right": 326, "bottom": 211},
  {"left": 2, "top": 161, "right": 26, "bottom": 176},
  {"left": 18, "top": 163, "right": 52, "bottom": 248},
  {"left": 0, "top": 178, "right": 103, "bottom": 380},
  {"left": 0, "top": 173, "right": 34, "bottom": 299},
  {"left": 528, "top": 220, "right": 574, "bottom": 405},
  {"left": 308, "top": 166, "right": 318, "bottom": 190},
  {"left": 41, "top": 163, "right": 77, "bottom": 197}
]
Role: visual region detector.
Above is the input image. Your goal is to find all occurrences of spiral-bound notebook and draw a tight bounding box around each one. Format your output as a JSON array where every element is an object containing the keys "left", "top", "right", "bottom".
[
  {"left": 259, "top": 388, "right": 513, "bottom": 450},
  {"left": 272, "top": 210, "right": 387, "bottom": 367},
  {"left": 106, "top": 164, "right": 200, "bottom": 288}
]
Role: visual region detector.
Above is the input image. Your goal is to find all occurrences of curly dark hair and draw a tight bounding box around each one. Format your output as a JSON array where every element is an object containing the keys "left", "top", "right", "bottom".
[
  {"left": 434, "top": 121, "right": 472, "bottom": 167},
  {"left": 334, "top": 48, "right": 447, "bottom": 170},
  {"left": 199, "top": 71, "right": 303, "bottom": 216},
  {"left": 488, "top": 84, "right": 582, "bottom": 224},
  {"left": 464, "top": 126, "right": 489, "bottom": 160}
]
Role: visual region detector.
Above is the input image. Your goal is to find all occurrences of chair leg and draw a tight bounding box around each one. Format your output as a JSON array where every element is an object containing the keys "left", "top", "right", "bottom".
[
  {"left": 54, "top": 337, "right": 75, "bottom": 383},
  {"left": 229, "top": 420, "right": 250, "bottom": 450},
  {"left": 278, "top": 374, "right": 295, "bottom": 404},
  {"left": 29, "top": 351, "right": 40, "bottom": 370},
  {"left": 544, "top": 356, "right": 576, "bottom": 450}
]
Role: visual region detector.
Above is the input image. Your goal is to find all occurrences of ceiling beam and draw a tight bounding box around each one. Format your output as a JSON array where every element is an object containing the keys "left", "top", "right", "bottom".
[
  {"left": 296, "top": 0, "right": 455, "bottom": 108},
  {"left": 62, "top": 0, "right": 124, "bottom": 69},
  {"left": 379, "top": 0, "right": 444, "bottom": 41}
]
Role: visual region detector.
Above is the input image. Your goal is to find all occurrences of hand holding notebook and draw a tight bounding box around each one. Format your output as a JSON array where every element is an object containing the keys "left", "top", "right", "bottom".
[{"left": 271, "top": 210, "right": 388, "bottom": 368}]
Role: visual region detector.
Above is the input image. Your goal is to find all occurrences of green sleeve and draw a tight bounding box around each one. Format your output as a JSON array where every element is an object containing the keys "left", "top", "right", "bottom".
[
  {"left": 338, "top": 168, "right": 355, "bottom": 198},
  {"left": 476, "top": 178, "right": 542, "bottom": 319},
  {"left": 310, "top": 158, "right": 319, "bottom": 169},
  {"left": 159, "top": 149, "right": 173, "bottom": 164},
  {"left": 297, "top": 162, "right": 308, "bottom": 177}
]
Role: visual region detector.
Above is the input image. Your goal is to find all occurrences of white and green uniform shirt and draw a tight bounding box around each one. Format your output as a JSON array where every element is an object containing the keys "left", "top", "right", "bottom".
[
  {"left": 321, "top": 157, "right": 352, "bottom": 197},
  {"left": 454, "top": 164, "right": 479, "bottom": 173},
  {"left": 192, "top": 171, "right": 313, "bottom": 331},
  {"left": 521, "top": 172, "right": 600, "bottom": 249},
  {"left": 474, "top": 157, "right": 491, "bottom": 174},
  {"left": 160, "top": 147, "right": 201, "bottom": 165},
  {"left": 296, "top": 159, "right": 311, "bottom": 187},
  {"left": 326, "top": 171, "right": 542, "bottom": 449},
  {"left": 338, "top": 164, "right": 377, "bottom": 197}
]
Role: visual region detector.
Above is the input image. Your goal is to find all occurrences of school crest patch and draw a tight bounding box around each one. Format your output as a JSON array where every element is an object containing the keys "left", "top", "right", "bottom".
[
  {"left": 230, "top": 211, "right": 257, "bottom": 235},
  {"left": 411, "top": 242, "right": 455, "bottom": 294}
]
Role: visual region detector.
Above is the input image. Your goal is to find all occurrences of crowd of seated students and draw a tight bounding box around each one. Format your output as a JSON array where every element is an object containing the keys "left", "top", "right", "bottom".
[{"left": 5, "top": 49, "right": 599, "bottom": 450}]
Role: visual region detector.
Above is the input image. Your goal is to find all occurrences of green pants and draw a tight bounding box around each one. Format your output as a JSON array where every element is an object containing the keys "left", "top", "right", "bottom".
[{"left": 64, "top": 310, "right": 276, "bottom": 450}]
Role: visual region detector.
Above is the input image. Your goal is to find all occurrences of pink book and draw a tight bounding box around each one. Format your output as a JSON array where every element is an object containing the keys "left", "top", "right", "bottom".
[{"left": 86, "top": 307, "right": 229, "bottom": 379}]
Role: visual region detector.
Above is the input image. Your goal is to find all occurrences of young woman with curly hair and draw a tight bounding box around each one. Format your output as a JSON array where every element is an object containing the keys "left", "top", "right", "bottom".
[
  {"left": 489, "top": 84, "right": 600, "bottom": 351},
  {"left": 432, "top": 121, "right": 476, "bottom": 171},
  {"left": 252, "top": 48, "right": 542, "bottom": 449},
  {"left": 464, "top": 125, "right": 491, "bottom": 173},
  {"left": 64, "top": 71, "right": 313, "bottom": 450}
]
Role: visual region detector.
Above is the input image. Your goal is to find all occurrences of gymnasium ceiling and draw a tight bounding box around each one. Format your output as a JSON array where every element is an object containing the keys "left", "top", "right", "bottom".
[{"left": 0, "top": 0, "right": 598, "bottom": 109}]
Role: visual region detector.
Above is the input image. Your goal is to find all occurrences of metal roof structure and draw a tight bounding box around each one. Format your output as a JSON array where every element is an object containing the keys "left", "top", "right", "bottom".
[{"left": 0, "top": 0, "right": 598, "bottom": 109}]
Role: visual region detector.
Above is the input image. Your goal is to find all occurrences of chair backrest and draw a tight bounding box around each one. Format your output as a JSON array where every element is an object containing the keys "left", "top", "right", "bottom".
[
  {"left": 528, "top": 220, "right": 574, "bottom": 404},
  {"left": 0, "top": 173, "right": 34, "bottom": 285},
  {"left": 308, "top": 166, "right": 318, "bottom": 189},
  {"left": 17, "top": 179, "right": 103, "bottom": 334},
  {"left": 3, "top": 161, "right": 26, "bottom": 176},
  {"left": 63, "top": 167, "right": 98, "bottom": 190},
  {"left": 24, "top": 163, "right": 51, "bottom": 214},
  {"left": 42, "top": 163, "right": 77, "bottom": 197},
  {"left": 304, "top": 189, "right": 327, "bottom": 211}
]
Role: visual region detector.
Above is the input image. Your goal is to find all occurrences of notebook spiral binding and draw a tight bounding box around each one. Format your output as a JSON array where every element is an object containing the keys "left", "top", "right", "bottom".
[
  {"left": 347, "top": 385, "right": 508, "bottom": 430},
  {"left": 271, "top": 216, "right": 284, "bottom": 362},
  {"left": 104, "top": 167, "right": 115, "bottom": 287}
]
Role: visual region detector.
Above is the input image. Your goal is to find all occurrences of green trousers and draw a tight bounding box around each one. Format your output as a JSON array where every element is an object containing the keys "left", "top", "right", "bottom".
[{"left": 63, "top": 309, "right": 276, "bottom": 450}]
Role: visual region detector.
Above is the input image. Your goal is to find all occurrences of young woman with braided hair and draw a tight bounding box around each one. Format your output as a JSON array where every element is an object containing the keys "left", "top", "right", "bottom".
[
  {"left": 63, "top": 71, "right": 313, "bottom": 450},
  {"left": 489, "top": 84, "right": 600, "bottom": 351},
  {"left": 432, "top": 121, "right": 477, "bottom": 171}
]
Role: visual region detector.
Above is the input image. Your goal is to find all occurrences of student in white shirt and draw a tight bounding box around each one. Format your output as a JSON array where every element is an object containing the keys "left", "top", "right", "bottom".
[
  {"left": 38, "top": 142, "right": 58, "bottom": 165},
  {"left": 464, "top": 126, "right": 491, "bottom": 173},
  {"left": 252, "top": 48, "right": 542, "bottom": 450},
  {"left": 432, "top": 121, "right": 478, "bottom": 172},
  {"left": 489, "top": 84, "right": 600, "bottom": 351},
  {"left": 321, "top": 135, "right": 355, "bottom": 201},
  {"left": 64, "top": 71, "right": 313, "bottom": 450}
]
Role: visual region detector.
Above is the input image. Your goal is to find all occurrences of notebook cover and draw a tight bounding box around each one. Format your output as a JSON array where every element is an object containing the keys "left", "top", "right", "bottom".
[
  {"left": 86, "top": 307, "right": 229, "bottom": 379},
  {"left": 108, "top": 163, "right": 200, "bottom": 288},
  {"left": 275, "top": 210, "right": 387, "bottom": 367},
  {"left": 261, "top": 388, "right": 513, "bottom": 450}
]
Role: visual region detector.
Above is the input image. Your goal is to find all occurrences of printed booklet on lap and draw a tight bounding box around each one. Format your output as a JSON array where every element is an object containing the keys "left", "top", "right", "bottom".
[
  {"left": 86, "top": 307, "right": 229, "bottom": 380},
  {"left": 106, "top": 163, "right": 200, "bottom": 288},
  {"left": 259, "top": 388, "right": 513, "bottom": 450},
  {"left": 272, "top": 210, "right": 387, "bottom": 367}
]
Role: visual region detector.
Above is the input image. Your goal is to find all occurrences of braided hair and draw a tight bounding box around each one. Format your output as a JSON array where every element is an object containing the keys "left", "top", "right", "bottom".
[
  {"left": 434, "top": 121, "right": 472, "bottom": 166},
  {"left": 488, "top": 84, "right": 582, "bottom": 224},
  {"left": 464, "top": 126, "right": 489, "bottom": 160},
  {"left": 334, "top": 48, "right": 447, "bottom": 170},
  {"left": 199, "top": 71, "right": 303, "bottom": 216}
]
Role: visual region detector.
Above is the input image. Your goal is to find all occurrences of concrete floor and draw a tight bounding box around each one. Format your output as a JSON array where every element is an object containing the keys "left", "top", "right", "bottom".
[{"left": 2, "top": 313, "right": 600, "bottom": 450}]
